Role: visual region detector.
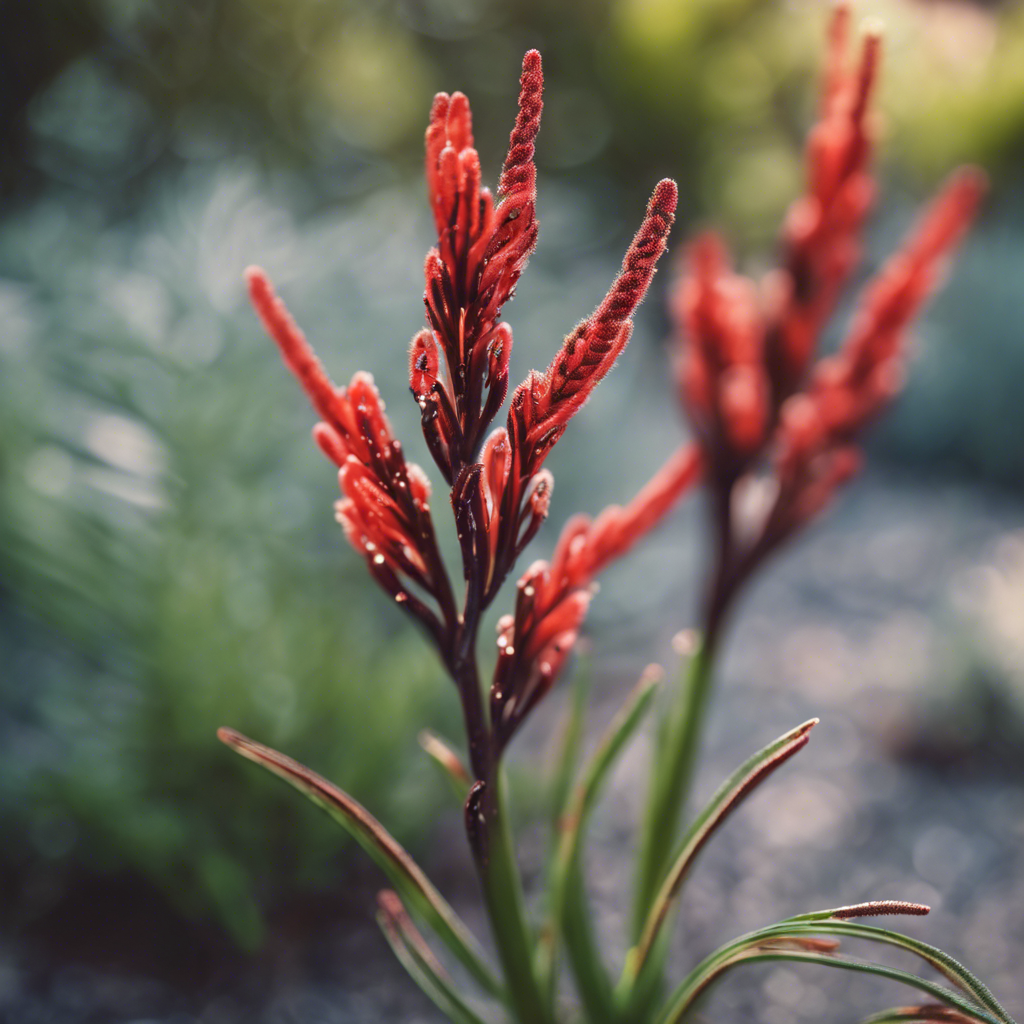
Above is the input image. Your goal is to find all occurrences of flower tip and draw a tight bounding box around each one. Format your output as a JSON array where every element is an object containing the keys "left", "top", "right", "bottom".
[
  {"left": 651, "top": 178, "right": 679, "bottom": 217},
  {"left": 861, "top": 16, "right": 885, "bottom": 40},
  {"left": 952, "top": 164, "right": 989, "bottom": 204},
  {"left": 522, "top": 48, "right": 542, "bottom": 75},
  {"left": 831, "top": 899, "right": 931, "bottom": 920},
  {"left": 244, "top": 264, "right": 270, "bottom": 294}
]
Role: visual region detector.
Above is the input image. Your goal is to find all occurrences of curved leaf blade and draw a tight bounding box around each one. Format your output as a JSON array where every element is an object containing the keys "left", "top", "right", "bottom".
[
  {"left": 624, "top": 717, "right": 818, "bottom": 990},
  {"left": 549, "top": 666, "right": 662, "bottom": 1024},
  {"left": 218, "top": 727, "right": 503, "bottom": 999},
  {"left": 376, "top": 890, "right": 495, "bottom": 1024},
  {"left": 657, "top": 948, "right": 1004, "bottom": 1024}
]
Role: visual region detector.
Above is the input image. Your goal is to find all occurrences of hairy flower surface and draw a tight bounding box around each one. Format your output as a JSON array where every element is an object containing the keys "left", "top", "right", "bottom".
[
  {"left": 248, "top": 52, "right": 692, "bottom": 765},
  {"left": 416, "top": 52, "right": 543, "bottom": 481}
]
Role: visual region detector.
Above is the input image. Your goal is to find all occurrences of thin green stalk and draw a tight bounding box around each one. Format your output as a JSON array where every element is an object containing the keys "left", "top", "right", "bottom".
[
  {"left": 632, "top": 636, "right": 715, "bottom": 941},
  {"left": 479, "top": 770, "right": 555, "bottom": 1024}
]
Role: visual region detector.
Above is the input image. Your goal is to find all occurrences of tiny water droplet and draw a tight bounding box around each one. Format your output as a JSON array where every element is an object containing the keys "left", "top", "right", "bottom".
[
  {"left": 395, "top": 592, "right": 407, "bottom": 603},
  {"left": 523, "top": 585, "right": 535, "bottom": 598},
  {"left": 373, "top": 553, "right": 386, "bottom": 565}
]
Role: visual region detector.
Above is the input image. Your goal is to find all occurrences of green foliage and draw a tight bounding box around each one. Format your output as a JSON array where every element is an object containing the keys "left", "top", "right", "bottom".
[{"left": 0, "top": 176, "right": 456, "bottom": 943}]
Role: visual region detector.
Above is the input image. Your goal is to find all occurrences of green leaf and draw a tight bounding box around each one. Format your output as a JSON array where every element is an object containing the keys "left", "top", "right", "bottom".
[
  {"left": 537, "top": 655, "right": 592, "bottom": 1004},
  {"left": 622, "top": 717, "right": 817, "bottom": 997},
  {"left": 550, "top": 666, "right": 663, "bottom": 1024},
  {"left": 376, "top": 889, "right": 495, "bottom": 1024},
  {"left": 218, "top": 727, "right": 503, "bottom": 999},
  {"left": 862, "top": 1006, "right": 980, "bottom": 1024},
  {"left": 418, "top": 729, "right": 471, "bottom": 804},
  {"left": 549, "top": 653, "right": 592, "bottom": 836},
  {"left": 765, "top": 917, "right": 1016, "bottom": 1024},
  {"left": 656, "top": 949, "right": 1004, "bottom": 1024}
]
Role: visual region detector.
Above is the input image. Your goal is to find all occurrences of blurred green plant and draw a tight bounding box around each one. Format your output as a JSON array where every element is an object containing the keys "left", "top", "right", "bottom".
[
  {"left": 0, "top": 174, "right": 456, "bottom": 945},
  {"left": 604, "top": 0, "right": 1024, "bottom": 240}
]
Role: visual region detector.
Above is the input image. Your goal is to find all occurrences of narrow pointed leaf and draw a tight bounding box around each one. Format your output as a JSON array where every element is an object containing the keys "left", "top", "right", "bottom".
[
  {"left": 377, "top": 890, "right": 495, "bottom": 1024},
  {"left": 862, "top": 1007, "right": 981, "bottom": 1024},
  {"left": 656, "top": 949, "right": 1003, "bottom": 1024},
  {"left": 549, "top": 666, "right": 662, "bottom": 1024},
  {"left": 625, "top": 718, "right": 818, "bottom": 989},
  {"left": 537, "top": 655, "right": 592, "bottom": 1003},
  {"left": 218, "top": 728, "right": 503, "bottom": 999},
  {"left": 555, "top": 665, "right": 663, "bottom": 880},
  {"left": 549, "top": 653, "right": 592, "bottom": 834},
  {"left": 419, "top": 729, "right": 471, "bottom": 803},
  {"left": 765, "top": 919, "right": 1016, "bottom": 1024}
]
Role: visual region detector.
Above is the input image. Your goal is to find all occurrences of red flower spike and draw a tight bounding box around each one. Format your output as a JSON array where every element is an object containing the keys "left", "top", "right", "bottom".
[
  {"left": 765, "top": 2, "right": 881, "bottom": 401},
  {"left": 247, "top": 266, "right": 346, "bottom": 427},
  {"left": 675, "top": 234, "right": 767, "bottom": 468},
  {"left": 510, "top": 178, "right": 678, "bottom": 477},
  {"left": 488, "top": 443, "right": 699, "bottom": 750},
  {"left": 765, "top": 168, "right": 982, "bottom": 549},
  {"left": 782, "top": 166, "right": 986, "bottom": 470},
  {"left": 836, "top": 166, "right": 986, "bottom": 406},
  {"left": 247, "top": 270, "right": 457, "bottom": 648},
  {"left": 584, "top": 444, "right": 702, "bottom": 577},
  {"left": 668, "top": 9, "right": 983, "bottom": 644},
  {"left": 418, "top": 51, "right": 544, "bottom": 477}
]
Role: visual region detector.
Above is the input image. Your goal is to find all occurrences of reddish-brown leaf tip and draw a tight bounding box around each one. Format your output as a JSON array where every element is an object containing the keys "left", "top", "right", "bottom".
[
  {"left": 217, "top": 726, "right": 243, "bottom": 747},
  {"left": 831, "top": 900, "right": 931, "bottom": 919}
]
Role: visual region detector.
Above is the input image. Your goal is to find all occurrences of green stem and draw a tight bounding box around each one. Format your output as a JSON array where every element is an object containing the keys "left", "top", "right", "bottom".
[
  {"left": 632, "top": 636, "right": 716, "bottom": 942},
  {"left": 480, "top": 770, "right": 555, "bottom": 1024}
]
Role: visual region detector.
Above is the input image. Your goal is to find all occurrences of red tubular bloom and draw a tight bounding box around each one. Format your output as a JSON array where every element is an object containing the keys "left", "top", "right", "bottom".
[
  {"left": 771, "top": 167, "right": 985, "bottom": 539},
  {"left": 252, "top": 52, "right": 689, "bottom": 776},
  {"left": 490, "top": 444, "right": 700, "bottom": 748},
  {"left": 669, "top": 10, "right": 984, "bottom": 635},
  {"left": 765, "top": 2, "right": 881, "bottom": 401},
  {"left": 509, "top": 179, "right": 678, "bottom": 477},
  {"left": 675, "top": 233, "right": 768, "bottom": 470},
  {"left": 418, "top": 51, "right": 544, "bottom": 478},
  {"left": 247, "top": 267, "right": 456, "bottom": 647}
]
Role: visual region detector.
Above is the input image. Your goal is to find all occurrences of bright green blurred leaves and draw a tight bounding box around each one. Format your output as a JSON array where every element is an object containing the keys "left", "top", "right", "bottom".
[
  {"left": 608, "top": 0, "right": 1024, "bottom": 241},
  {"left": 309, "top": 19, "right": 434, "bottom": 150}
]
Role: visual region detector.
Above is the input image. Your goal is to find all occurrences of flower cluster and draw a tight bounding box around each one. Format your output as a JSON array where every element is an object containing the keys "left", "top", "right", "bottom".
[
  {"left": 673, "top": 2, "right": 984, "bottom": 636},
  {"left": 228, "top": 17, "right": 1011, "bottom": 1024},
  {"left": 249, "top": 52, "right": 694, "bottom": 772}
]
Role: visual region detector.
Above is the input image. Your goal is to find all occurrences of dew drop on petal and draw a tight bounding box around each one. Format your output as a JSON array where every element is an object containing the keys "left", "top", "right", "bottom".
[{"left": 373, "top": 553, "right": 386, "bottom": 565}]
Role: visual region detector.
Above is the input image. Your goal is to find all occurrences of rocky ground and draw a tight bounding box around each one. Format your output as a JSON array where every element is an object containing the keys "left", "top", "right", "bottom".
[{"left": 4, "top": 472, "right": 1024, "bottom": 1024}]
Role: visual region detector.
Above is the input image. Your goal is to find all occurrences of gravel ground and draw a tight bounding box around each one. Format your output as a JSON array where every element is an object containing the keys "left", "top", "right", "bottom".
[{"left": 4, "top": 473, "right": 1024, "bottom": 1024}]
